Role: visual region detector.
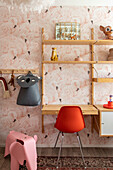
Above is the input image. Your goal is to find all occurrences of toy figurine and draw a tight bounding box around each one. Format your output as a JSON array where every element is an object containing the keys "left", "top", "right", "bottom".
[
  {"left": 100, "top": 25, "right": 113, "bottom": 40},
  {"left": 4, "top": 131, "right": 37, "bottom": 170},
  {"left": 0, "top": 77, "right": 10, "bottom": 98},
  {"left": 71, "top": 34, "right": 77, "bottom": 40},
  {"left": 75, "top": 56, "right": 83, "bottom": 61},
  {"left": 54, "top": 55, "right": 58, "bottom": 61},
  {"left": 103, "top": 95, "right": 113, "bottom": 109},
  {"left": 51, "top": 48, "right": 58, "bottom": 61}
]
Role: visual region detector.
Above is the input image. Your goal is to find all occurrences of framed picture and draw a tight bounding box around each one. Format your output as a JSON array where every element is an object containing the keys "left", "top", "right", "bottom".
[{"left": 55, "top": 22, "right": 80, "bottom": 40}]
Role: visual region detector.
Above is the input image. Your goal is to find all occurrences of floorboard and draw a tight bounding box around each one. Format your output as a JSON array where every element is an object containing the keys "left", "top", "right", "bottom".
[{"left": 1, "top": 147, "right": 113, "bottom": 169}]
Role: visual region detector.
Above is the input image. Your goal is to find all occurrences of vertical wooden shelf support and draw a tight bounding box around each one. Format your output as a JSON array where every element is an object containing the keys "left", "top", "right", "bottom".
[
  {"left": 91, "top": 28, "right": 94, "bottom": 105},
  {"left": 42, "top": 28, "right": 44, "bottom": 133},
  {"left": 91, "top": 28, "right": 94, "bottom": 133}
]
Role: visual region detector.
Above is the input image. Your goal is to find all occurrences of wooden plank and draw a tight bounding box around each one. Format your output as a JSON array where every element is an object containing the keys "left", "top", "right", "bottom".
[
  {"left": 42, "top": 61, "right": 97, "bottom": 64},
  {"left": 42, "top": 28, "right": 44, "bottom": 61},
  {"left": 95, "top": 105, "right": 113, "bottom": 112},
  {"left": 0, "top": 69, "right": 38, "bottom": 74},
  {"left": 91, "top": 28, "right": 94, "bottom": 105},
  {"left": 41, "top": 61, "right": 113, "bottom": 64},
  {"left": 93, "top": 115, "right": 100, "bottom": 134},
  {"left": 42, "top": 64, "right": 44, "bottom": 106},
  {"left": 43, "top": 40, "right": 113, "bottom": 46},
  {"left": 42, "top": 115, "right": 44, "bottom": 133},
  {"left": 95, "top": 40, "right": 113, "bottom": 45},
  {"left": 41, "top": 28, "right": 44, "bottom": 132},
  {"left": 97, "top": 61, "right": 113, "bottom": 64},
  {"left": 93, "top": 78, "right": 113, "bottom": 83},
  {"left": 43, "top": 40, "right": 96, "bottom": 45},
  {"left": 42, "top": 105, "right": 98, "bottom": 115},
  {"left": 42, "top": 28, "right": 44, "bottom": 106},
  {"left": 91, "top": 28, "right": 94, "bottom": 133}
]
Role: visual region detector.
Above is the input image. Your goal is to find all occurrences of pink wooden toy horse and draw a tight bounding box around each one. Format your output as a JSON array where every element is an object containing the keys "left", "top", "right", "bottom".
[{"left": 4, "top": 131, "right": 37, "bottom": 170}]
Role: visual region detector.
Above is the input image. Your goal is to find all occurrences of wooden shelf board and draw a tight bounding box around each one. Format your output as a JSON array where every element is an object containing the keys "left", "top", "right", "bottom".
[
  {"left": 42, "top": 61, "right": 113, "bottom": 64},
  {"left": 95, "top": 40, "right": 113, "bottom": 45},
  {"left": 93, "top": 78, "right": 113, "bottom": 82},
  {"left": 42, "top": 104, "right": 98, "bottom": 115},
  {"left": 95, "top": 105, "right": 113, "bottom": 112},
  {"left": 43, "top": 40, "right": 113, "bottom": 45},
  {"left": 97, "top": 61, "right": 113, "bottom": 64},
  {"left": 43, "top": 40, "right": 96, "bottom": 45},
  {"left": 42, "top": 61, "right": 97, "bottom": 64},
  {"left": 0, "top": 69, "right": 38, "bottom": 74}
]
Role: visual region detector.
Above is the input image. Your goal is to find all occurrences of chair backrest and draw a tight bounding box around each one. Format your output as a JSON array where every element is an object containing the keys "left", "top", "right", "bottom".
[{"left": 54, "top": 106, "right": 85, "bottom": 133}]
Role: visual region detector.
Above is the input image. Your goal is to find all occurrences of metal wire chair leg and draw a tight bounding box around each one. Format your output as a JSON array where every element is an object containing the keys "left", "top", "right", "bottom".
[
  {"left": 54, "top": 131, "right": 61, "bottom": 148},
  {"left": 56, "top": 132, "right": 64, "bottom": 168},
  {"left": 76, "top": 132, "right": 87, "bottom": 169}
]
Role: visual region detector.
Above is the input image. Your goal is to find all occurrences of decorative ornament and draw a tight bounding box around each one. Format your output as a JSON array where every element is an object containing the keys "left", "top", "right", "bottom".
[
  {"left": 8, "top": 70, "right": 16, "bottom": 91},
  {"left": 51, "top": 48, "right": 58, "bottom": 61},
  {"left": 0, "top": 0, "right": 55, "bottom": 12},
  {"left": 0, "top": 77, "right": 10, "bottom": 98},
  {"left": 16, "top": 71, "right": 42, "bottom": 106},
  {"left": 75, "top": 56, "right": 83, "bottom": 61},
  {"left": 103, "top": 95, "right": 113, "bottom": 109},
  {"left": 100, "top": 25, "right": 113, "bottom": 40}
]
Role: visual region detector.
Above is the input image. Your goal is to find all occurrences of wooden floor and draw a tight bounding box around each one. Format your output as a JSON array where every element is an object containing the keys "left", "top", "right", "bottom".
[
  {"left": 1, "top": 147, "right": 113, "bottom": 169},
  {"left": 37, "top": 147, "right": 113, "bottom": 157}
]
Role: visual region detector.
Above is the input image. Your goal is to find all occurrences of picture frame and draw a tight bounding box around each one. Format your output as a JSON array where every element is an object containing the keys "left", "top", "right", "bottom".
[{"left": 55, "top": 22, "right": 80, "bottom": 40}]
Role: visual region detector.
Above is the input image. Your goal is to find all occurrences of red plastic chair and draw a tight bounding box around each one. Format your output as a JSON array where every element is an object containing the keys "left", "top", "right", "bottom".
[{"left": 54, "top": 106, "right": 86, "bottom": 169}]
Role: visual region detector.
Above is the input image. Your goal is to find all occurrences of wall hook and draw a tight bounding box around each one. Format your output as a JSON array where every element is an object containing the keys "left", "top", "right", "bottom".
[{"left": 8, "top": 70, "right": 16, "bottom": 91}]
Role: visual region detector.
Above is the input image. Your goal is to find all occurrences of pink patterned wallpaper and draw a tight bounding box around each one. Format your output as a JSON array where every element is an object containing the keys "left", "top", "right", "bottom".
[{"left": 0, "top": 6, "right": 113, "bottom": 147}]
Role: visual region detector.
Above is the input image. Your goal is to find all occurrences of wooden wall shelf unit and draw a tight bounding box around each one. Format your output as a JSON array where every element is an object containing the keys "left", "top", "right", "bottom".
[{"left": 41, "top": 27, "right": 113, "bottom": 134}]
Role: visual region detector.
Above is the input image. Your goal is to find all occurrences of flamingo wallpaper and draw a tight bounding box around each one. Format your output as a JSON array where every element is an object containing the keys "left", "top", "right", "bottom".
[{"left": 0, "top": 6, "right": 113, "bottom": 147}]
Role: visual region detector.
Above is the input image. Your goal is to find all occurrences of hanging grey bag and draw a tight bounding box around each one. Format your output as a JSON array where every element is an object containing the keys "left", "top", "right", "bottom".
[{"left": 16, "top": 71, "right": 42, "bottom": 106}]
